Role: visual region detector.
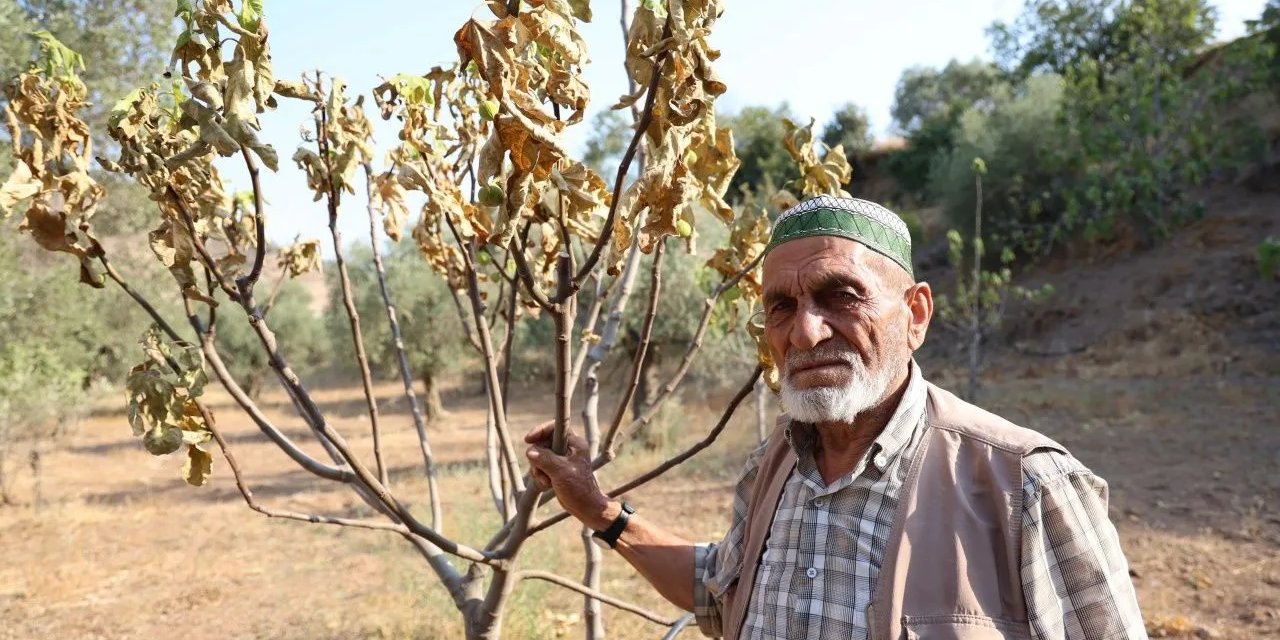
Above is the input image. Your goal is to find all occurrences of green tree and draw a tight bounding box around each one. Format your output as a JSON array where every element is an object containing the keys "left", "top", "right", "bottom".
[
  {"left": 930, "top": 74, "right": 1068, "bottom": 253},
  {"left": 2, "top": 0, "right": 174, "bottom": 128},
  {"left": 890, "top": 59, "right": 1004, "bottom": 133},
  {"left": 989, "top": 0, "right": 1216, "bottom": 82},
  {"left": 884, "top": 60, "right": 1005, "bottom": 201},
  {"left": 1247, "top": 0, "right": 1280, "bottom": 85},
  {"left": 1056, "top": 0, "right": 1270, "bottom": 245},
  {"left": 820, "top": 102, "right": 873, "bottom": 155},
  {"left": 934, "top": 158, "right": 1052, "bottom": 402},
  {"left": 0, "top": 229, "right": 158, "bottom": 502},
  {"left": 723, "top": 103, "right": 796, "bottom": 202}
]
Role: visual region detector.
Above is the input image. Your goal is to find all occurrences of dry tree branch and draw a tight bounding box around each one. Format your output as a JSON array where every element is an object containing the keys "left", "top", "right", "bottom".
[
  {"left": 514, "top": 570, "right": 682, "bottom": 626},
  {"left": 163, "top": 179, "right": 493, "bottom": 567},
  {"left": 508, "top": 223, "right": 553, "bottom": 311},
  {"left": 198, "top": 335, "right": 354, "bottom": 482},
  {"left": 362, "top": 162, "right": 443, "bottom": 530},
  {"left": 442, "top": 214, "right": 525, "bottom": 495},
  {"left": 562, "top": 20, "right": 672, "bottom": 300},
  {"left": 237, "top": 147, "right": 268, "bottom": 296},
  {"left": 568, "top": 267, "right": 622, "bottom": 390},
  {"left": 529, "top": 367, "right": 761, "bottom": 536},
  {"left": 206, "top": 418, "right": 411, "bottom": 535},
  {"left": 598, "top": 240, "right": 665, "bottom": 455},
  {"left": 185, "top": 290, "right": 474, "bottom": 590},
  {"left": 199, "top": 400, "right": 468, "bottom": 605},
  {"left": 601, "top": 252, "right": 765, "bottom": 461},
  {"left": 483, "top": 386, "right": 512, "bottom": 519},
  {"left": 662, "top": 614, "right": 697, "bottom": 640},
  {"left": 168, "top": 185, "right": 241, "bottom": 303},
  {"left": 483, "top": 281, "right": 581, "bottom": 554},
  {"left": 92, "top": 243, "right": 184, "bottom": 343},
  {"left": 498, "top": 269, "right": 519, "bottom": 415},
  {"left": 447, "top": 284, "right": 485, "bottom": 353},
  {"left": 550, "top": 253, "right": 575, "bottom": 456},
  {"left": 485, "top": 252, "right": 576, "bottom": 560},
  {"left": 315, "top": 108, "right": 389, "bottom": 488},
  {"left": 92, "top": 235, "right": 352, "bottom": 483},
  {"left": 202, "top": 265, "right": 218, "bottom": 340}
]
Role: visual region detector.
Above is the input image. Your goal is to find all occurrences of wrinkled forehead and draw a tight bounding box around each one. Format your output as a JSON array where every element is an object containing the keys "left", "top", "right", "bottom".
[{"left": 762, "top": 236, "right": 884, "bottom": 293}]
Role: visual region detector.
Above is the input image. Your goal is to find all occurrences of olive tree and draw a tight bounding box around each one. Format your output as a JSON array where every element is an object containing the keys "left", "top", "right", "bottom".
[
  {"left": 335, "top": 242, "right": 472, "bottom": 422},
  {"left": 0, "top": 1, "right": 852, "bottom": 638}
]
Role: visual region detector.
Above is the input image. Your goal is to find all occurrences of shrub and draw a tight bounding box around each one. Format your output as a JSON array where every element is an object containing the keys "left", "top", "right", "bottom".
[{"left": 930, "top": 74, "right": 1068, "bottom": 254}]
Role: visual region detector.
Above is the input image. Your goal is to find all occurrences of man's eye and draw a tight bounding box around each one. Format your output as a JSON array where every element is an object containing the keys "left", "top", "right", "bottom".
[
  {"left": 827, "top": 290, "right": 860, "bottom": 304},
  {"left": 765, "top": 301, "right": 794, "bottom": 322}
]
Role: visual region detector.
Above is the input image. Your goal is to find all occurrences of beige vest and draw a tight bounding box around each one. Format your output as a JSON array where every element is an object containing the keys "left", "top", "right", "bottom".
[{"left": 722, "top": 383, "right": 1066, "bottom": 640}]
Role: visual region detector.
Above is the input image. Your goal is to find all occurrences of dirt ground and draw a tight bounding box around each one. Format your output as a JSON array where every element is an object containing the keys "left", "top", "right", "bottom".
[{"left": 1, "top": 188, "right": 1277, "bottom": 639}]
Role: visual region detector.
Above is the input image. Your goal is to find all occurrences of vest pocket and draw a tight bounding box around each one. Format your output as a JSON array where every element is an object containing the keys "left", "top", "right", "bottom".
[{"left": 902, "top": 614, "right": 1032, "bottom": 640}]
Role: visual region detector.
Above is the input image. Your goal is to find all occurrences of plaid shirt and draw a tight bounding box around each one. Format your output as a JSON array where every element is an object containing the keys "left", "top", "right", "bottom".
[{"left": 692, "top": 364, "right": 1146, "bottom": 639}]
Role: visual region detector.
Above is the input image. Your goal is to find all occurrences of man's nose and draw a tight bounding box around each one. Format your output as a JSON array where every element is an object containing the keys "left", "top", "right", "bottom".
[{"left": 789, "top": 300, "right": 831, "bottom": 350}]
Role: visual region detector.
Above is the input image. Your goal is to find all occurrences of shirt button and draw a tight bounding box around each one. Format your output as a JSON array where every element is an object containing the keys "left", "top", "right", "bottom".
[
  {"left": 805, "top": 567, "right": 818, "bottom": 579},
  {"left": 874, "top": 453, "right": 888, "bottom": 468},
  {"left": 812, "top": 498, "right": 825, "bottom": 508}
]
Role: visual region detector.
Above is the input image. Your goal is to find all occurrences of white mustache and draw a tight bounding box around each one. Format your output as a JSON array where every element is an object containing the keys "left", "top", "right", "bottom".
[{"left": 785, "top": 343, "right": 863, "bottom": 376}]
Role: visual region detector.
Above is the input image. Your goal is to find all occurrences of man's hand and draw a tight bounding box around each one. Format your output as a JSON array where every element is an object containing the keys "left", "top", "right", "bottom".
[
  {"left": 524, "top": 420, "right": 700, "bottom": 613},
  {"left": 524, "top": 421, "right": 618, "bottom": 531}
]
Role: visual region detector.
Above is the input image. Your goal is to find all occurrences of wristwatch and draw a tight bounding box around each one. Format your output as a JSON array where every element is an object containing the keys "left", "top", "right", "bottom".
[{"left": 591, "top": 502, "right": 635, "bottom": 550}]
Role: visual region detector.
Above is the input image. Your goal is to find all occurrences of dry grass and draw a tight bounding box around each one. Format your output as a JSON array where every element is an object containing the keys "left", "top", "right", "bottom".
[{"left": 0, "top": 377, "right": 765, "bottom": 640}]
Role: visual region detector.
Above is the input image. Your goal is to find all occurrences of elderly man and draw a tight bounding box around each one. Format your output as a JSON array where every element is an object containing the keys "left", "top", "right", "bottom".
[{"left": 525, "top": 196, "right": 1146, "bottom": 639}]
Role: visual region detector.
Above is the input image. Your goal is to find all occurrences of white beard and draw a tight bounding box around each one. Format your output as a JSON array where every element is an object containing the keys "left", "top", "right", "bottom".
[{"left": 779, "top": 346, "right": 900, "bottom": 424}]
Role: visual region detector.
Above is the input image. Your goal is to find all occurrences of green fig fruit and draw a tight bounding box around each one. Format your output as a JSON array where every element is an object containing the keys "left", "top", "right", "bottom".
[{"left": 478, "top": 182, "right": 505, "bottom": 207}]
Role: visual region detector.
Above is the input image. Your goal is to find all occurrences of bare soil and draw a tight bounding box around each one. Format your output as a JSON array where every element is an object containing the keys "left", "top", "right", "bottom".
[{"left": 1, "top": 187, "right": 1277, "bottom": 639}]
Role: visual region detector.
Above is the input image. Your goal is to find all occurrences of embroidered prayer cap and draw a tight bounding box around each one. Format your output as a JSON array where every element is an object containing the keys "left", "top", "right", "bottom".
[{"left": 766, "top": 195, "right": 914, "bottom": 278}]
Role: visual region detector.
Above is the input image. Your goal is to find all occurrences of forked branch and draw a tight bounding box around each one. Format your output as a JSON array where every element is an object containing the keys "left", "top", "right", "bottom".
[
  {"left": 363, "top": 163, "right": 443, "bottom": 529},
  {"left": 317, "top": 106, "right": 389, "bottom": 487}
]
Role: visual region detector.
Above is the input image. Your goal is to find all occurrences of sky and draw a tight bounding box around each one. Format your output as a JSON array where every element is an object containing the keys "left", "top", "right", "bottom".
[{"left": 214, "top": 0, "right": 1270, "bottom": 256}]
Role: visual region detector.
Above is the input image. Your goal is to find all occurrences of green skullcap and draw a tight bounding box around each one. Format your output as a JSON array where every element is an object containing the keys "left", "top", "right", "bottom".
[{"left": 766, "top": 195, "right": 914, "bottom": 277}]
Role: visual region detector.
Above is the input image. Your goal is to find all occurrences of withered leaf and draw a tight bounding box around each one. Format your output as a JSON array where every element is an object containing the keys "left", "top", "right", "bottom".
[
  {"left": 182, "top": 444, "right": 214, "bottom": 486},
  {"left": 0, "top": 162, "right": 41, "bottom": 218}
]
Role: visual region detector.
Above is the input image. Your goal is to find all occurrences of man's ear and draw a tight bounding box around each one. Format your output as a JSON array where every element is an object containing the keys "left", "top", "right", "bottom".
[{"left": 905, "top": 281, "right": 933, "bottom": 351}]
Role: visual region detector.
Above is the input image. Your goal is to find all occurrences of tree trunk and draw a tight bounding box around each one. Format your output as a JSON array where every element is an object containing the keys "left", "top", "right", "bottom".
[
  {"left": 29, "top": 443, "right": 42, "bottom": 509},
  {"left": 0, "top": 452, "right": 11, "bottom": 506},
  {"left": 422, "top": 370, "right": 446, "bottom": 423},
  {"left": 630, "top": 339, "right": 660, "bottom": 422},
  {"left": 246, "top": 369, "right": 265, "bottom": 402}
]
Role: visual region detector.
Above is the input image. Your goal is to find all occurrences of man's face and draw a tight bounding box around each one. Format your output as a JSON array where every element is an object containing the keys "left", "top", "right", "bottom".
[{"left": 761, "top": 236, "right": 922, "bottom": 423}]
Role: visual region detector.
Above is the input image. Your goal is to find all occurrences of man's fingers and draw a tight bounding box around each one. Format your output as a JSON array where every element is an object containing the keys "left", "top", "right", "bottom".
[
  {"left": 524, "top": 420, "right": 555, "bottom": 444},
  {"left": 525, "top": 444, "right": 570, "bottom": 475},
  {"left": 524, "top": 421, "right": 586, "bottom": 453},
  {"left": 530, "top": 467, "right": 552, "bottom": 489},
  {"left": 566, "top": 433, "right": 590, "bottom": 459}
]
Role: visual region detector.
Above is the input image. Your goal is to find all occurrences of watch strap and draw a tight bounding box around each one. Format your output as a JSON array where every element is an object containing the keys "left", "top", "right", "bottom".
[{"left": 592, "top": 502, "right": 635, "bottom": 549}]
